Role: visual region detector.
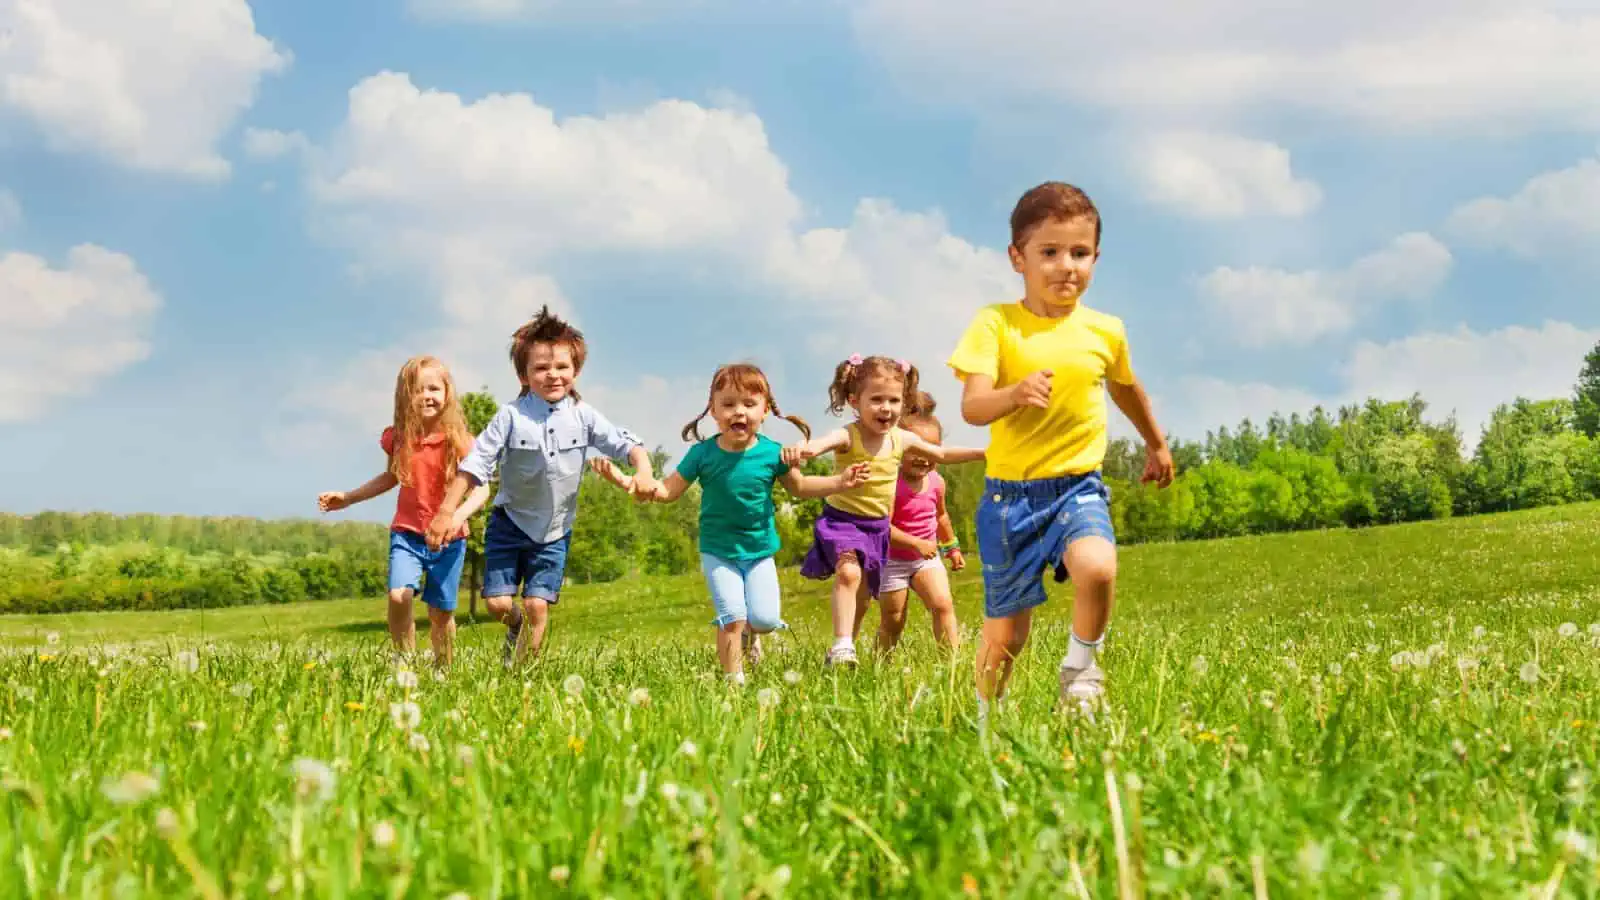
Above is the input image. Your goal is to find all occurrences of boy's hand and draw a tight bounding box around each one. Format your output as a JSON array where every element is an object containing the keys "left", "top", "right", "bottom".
[
  {"left": 782, "top": 444, "right": 816, "bottom": 467},
  {"left": 947, "top": 547, "right": 966, "bottom": 571},
  {"left": 1009, "top": 370, "right": 1053, "bottom": 410},
  {"left": 317, "top": 492, "right": 349, "bottom": 512},
  {"left": 424, "top": 513, "right": 455, "bottom": 550},
  {"left": 1142, "top": 444, "right": 1175, "bottom": 488},
  {"left": 839, "top": 461, "right": 870, "bottom": 489}
]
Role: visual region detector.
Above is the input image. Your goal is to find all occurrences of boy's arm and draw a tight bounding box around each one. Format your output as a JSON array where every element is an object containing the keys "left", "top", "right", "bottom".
[
  {"left": 781, "top": 428, "right": 851, "bottom": 467},
  {"left": 430, "top": 409, "right": 510, "bottom": 544},
  {"left": 317, "top": 471, "right": 398, "bottom": 512},
  {"left": 1108, "top": 378, "right": 1174, "bottom": 487},
  {"left": 448, "top": 481, "right": 493, "bottom": 531},
  {"left": 900, "top": 431, "right": 986, "bottom": 465},
  {"left": 586, "top": 457, "right": 636, "bottom": 493},
  {"left": 583, "top": 404, "right": 658, "bottom": 499},
  {"left": 776, "top": 460, "right": 870, "bottom": 498},
  {"left": 959, "top": 372, "right": 1051, "bottom": 426}
]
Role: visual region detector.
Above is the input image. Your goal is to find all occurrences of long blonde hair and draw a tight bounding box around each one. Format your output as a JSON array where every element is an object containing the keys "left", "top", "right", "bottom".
[{"left": 390, "top": 355, "right": 473, "bottom": 488}]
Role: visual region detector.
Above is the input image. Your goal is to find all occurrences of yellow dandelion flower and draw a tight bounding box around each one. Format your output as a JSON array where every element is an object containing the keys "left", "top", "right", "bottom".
[
  {"left": 568, "top": 735, "right": 585, "bottom": 755},
  {"left": 345, "top": 702, "right": 365, "bottom": 711},
  {"left": 38, "top": 654, "right": 54, "bottom": 662},
  {"left": 1196, "top": 731, "right": 1221, "bottom": 743},
  {"left": 962, "top": 872, "right": 979, "bottom": 896}
]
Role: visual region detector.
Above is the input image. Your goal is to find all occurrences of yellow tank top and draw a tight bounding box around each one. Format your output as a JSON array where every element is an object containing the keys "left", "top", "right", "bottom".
[{"left": 824, "top": 424, "right": 904, "bottom": 519}]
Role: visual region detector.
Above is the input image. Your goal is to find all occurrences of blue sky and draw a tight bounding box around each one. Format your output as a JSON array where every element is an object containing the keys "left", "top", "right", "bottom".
[{"left": 4, "top": 0, "right": 1599, "bottom": 524}]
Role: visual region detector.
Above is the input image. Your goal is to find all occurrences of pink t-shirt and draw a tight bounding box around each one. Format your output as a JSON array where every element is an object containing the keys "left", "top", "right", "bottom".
[{"left": 889, "top": 471, "right": 944, "bottom": 561}]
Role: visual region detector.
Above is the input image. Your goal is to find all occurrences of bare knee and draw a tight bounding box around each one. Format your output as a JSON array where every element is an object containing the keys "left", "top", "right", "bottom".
[
  {"left": 485, "top": 595, "right": 515, "bottom": 618},
  {"left": 522, "top": 596, "right": 551, "bottom": 624},
  {"left": 387, "top": 588, "right": 413, "bottom": 607},
  {"left": 1065, "top": 543, "right": 1117, "bottom": 590}
]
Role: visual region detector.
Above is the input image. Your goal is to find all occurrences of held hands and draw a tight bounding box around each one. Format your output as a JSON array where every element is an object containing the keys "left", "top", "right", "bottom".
[
  {"left": 1009, "top": 370, "right": 1053, "bottom": 410},
  {"left": 317, "top": 491, "right": 350, "bottom": 512},
  {"left": 424, "top": 512, "right": 455, "bottom": 551},
  {"left": 781, "top": 444, "right": 817, "bottom": 467},
  {"left": 838, "top": 461, "right": 871, "bottom": 489},
  {"left": 1142, "top": 444, "right": 1176, "bottom": 488}
]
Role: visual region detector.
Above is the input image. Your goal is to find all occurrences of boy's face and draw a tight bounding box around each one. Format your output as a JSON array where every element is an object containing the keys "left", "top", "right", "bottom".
[
  {"left": 1008, "top": 216, "right": 1099, "bottom": 312},
  {"left": 522, "top": 342, "right": 578, "bottom": 403}
]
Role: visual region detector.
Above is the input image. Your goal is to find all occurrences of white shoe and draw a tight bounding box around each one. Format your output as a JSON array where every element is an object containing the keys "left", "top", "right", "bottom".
[
  {"left": 1060, "top": 662, "right": 1106, "bottom": 703},
  {"left": 824, "top": 645, "right": 858, "bottom": 668}
]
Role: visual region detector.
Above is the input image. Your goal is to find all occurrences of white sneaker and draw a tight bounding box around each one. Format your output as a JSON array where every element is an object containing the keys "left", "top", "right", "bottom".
[
  {"left": 1060, "top": 662, "right": 1106, "bottom": 703},
  {"left": 824, "top": 645, "right": 858, "bottom": 668}
]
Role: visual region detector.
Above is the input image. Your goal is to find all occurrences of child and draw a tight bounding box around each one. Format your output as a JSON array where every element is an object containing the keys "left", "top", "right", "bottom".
[
  {"left": 428, "top": 306, "right": 658, "bottom": 668},
  {"left": 594, "top": 363, "right": 870, "bottom": 684},
  {"left": 785, "top": 355, "right": 985, "bottom": 667},
  {"left": 855, "top": 391, "right": 965, "bottom": 654},
  {"left": 317, "top": 355, "right": 489, "bottom": 667},
  {"left": 946, "top": 181, "right": 1173, "bottom": 720}
]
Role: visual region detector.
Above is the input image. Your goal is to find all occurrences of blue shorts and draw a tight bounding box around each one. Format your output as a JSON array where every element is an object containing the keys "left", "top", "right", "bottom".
[
  {"left": 975, "top": 471, "right": 1115, "bottom": 620},
  {"left": 388, "top": 531, "right": 466, "bottom": 612},
  {"left": 483, "top": 507, "right": 571, "bottom": 602}
]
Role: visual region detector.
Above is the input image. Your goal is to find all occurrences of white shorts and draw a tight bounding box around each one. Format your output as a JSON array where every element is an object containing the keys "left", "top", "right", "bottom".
[{"left": 880, "top": 556, "right": 942, "bottom": 594}]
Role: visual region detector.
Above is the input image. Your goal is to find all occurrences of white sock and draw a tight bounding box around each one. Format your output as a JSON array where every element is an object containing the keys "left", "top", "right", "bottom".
[
  {"left": 1063, "top": 629, "right": 1104, "bottom": 670},
  {"left": 726, "top": 671, "right": 746, "bottom": 686},
  {"left": 831, "top": 636, "right": 854, "bottom": 652}
]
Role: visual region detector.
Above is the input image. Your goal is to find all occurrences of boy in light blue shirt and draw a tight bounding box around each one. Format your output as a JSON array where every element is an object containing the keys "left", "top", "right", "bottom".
[{"left": 430, "top": 306, "right": 657, "bottom": 667}]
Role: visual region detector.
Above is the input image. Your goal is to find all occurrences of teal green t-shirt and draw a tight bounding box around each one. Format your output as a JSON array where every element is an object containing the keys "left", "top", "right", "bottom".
[{"left": 674, "top": 434, "right": 793, "bottom": 561}]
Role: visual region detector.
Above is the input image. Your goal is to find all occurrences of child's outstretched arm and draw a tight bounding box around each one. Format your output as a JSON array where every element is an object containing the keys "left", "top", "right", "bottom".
[
  {"left": 446, "top": 481, "right": 493, "bottom": 533},
  {"left": 318, "top": 471, "right": 398, "bottom": 512},
  {"left": 777, "top": 460, "right": 870, "bottom": 499},
  {"left": 933, "top": 489, "right": 965, "bottom": 571},
  {"left": 587, "top": 457, "right": 636, "bottom": 493},
  {"left": 430, "top": 407, "right": 510, "bottom": 546},
  {"left": 584, "top": 405, "right": 659, "bottom": 501},
  {"left": 1108, "top": 378, "right": 1174, "bottom": 487},
  {"left": 900, "top": 431, "right": 986, "bottom": 465},
  {"left": 781, "top": 428, "right": 851, "bottom": 467}
]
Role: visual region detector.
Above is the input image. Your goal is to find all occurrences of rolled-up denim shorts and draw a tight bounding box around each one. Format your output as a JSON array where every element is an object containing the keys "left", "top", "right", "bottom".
[
  {"left": 482, "top": 507, "right": 571, "bottom": 602},
  {"left": 976, "top": 470, "right": 1114, "bottom": 620}
]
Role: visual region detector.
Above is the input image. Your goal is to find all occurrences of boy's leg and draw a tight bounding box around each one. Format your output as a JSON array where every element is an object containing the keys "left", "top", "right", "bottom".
[
  {"left": 909, "top": 562, "right": 960, "bottom": 649},
  {"left": 481, "top": 510, "right": 529, "bottom": 665},
  {"left": 701, "top": 554, "right": 750, "bottom": 679},
  {"left": 1054, "top": 475, "right": 1118, "bottom": 702},
  {"left": 513, "top": 534, "right": 571, "bottom": 667},
  {"left": 975, "top": 609, "right": 1032, "bottom": 702},
  {"left": 515, "top": 596, "right": 552, "bottom": 666}
]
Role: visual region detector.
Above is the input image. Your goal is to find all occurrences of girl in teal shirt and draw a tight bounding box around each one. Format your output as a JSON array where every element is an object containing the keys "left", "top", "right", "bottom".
[{"left": 597, "top": 364, "right": 867, "bottom": 683}]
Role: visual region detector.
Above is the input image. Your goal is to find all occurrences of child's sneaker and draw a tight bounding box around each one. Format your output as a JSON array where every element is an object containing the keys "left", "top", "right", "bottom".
[
  {"left": 1059, "top": 661, "right": 1106, "bottom": 703},
  {"left": 824, "top": 644, "right": 858, "bottom": 668},
  {"left": 742, "top": 632, "right": 763, "bottom": 667},
  {"left": 501, "top": 621, "right": 521, "bottom": 669}
]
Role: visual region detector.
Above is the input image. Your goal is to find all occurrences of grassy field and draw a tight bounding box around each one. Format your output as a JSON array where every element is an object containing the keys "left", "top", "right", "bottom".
[{"left": 3, "top": 503, "right": 1599, "bottom": 898}]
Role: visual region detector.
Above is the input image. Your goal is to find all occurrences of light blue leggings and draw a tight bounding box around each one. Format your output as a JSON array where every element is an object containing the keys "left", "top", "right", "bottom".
[{"left": 700, "top": 553, "right": 785, "bottom": 632}]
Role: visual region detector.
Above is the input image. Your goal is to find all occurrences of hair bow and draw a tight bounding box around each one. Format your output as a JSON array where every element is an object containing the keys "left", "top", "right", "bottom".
[
  {"left": 846, "top": 353, "right": 864, "bottom": 367},
  {"left": 895, "top": 358, "right": 910, "bottom": 373}
]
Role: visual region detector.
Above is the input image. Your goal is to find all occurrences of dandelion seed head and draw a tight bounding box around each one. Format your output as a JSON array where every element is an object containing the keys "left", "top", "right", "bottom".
[
  {"left": 757, "top": 688, "right": 779, "bottom": 710},
  {"left": 393, "top": 670, "right": 418, "bottom": 690},
  {"left": 101, "top": 771, "right": 160, "bottom": 806},
  {"left": 627, "top": 687, "right": 651, "bottom": 707},
  {"left": 1520, "top": 661, "right": 1541, "bottom": 684},
  {"left": 371, "top": 821, "right": 396, "bottom": 849},
  {"left": 563, "top": 674, "right": 586, "bottom": 698},
  {"left": 408, "top": 732, "right": 431, "bottom": 752}
]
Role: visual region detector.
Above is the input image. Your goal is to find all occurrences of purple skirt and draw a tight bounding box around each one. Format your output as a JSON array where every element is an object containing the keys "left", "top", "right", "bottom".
[{"left": 800, "top": 504, "right": 891, "bottom": 597}]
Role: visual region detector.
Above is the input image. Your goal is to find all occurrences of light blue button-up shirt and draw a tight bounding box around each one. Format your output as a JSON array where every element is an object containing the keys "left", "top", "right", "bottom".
[{"left": 460, "top": 394, "right": 643, "bottom": 544}]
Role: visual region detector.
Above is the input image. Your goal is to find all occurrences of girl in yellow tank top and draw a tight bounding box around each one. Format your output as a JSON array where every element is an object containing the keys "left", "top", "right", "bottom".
[{"left": 782, "top": 354, "right": 985, "bottom": 667}]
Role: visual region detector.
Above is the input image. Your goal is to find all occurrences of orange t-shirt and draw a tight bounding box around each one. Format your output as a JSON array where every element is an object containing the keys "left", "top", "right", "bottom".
[{"left": 381, "top": 427, "right": 469, "bottom": 541}]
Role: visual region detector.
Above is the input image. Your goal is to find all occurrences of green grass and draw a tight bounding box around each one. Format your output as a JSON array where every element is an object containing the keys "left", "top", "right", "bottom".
[{"left": 4, "top": 503, "right": 1600, "bottom": 897}]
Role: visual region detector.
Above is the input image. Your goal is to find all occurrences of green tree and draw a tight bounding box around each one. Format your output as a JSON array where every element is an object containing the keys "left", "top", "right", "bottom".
[{"left": 1576, "top": 340, "right": 1600, "bottom": 438}]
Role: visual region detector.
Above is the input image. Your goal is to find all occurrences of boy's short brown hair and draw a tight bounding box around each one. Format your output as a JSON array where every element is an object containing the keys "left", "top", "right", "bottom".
[
  {"left": 1010, "top": 181, "right": 1101, "bottom": 250},
  {"left": 510, "top": 305, "right": 587, "bottom": 396}
]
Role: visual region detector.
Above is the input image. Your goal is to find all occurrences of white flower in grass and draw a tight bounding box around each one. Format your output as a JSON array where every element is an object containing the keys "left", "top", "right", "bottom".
[
  {"left": 1259, "top": 691, "right": 1276, "bottom": 710},
  {"left": 154, "top": 807, "right": 180, "bottom": 838},
  {"left": 1472, "top": 626, "right": 1488, "bottom": 640},
  {"left": 14, "top": 686, "right": 34, "bottom": 702},
  {"left": 393, "top": 670, "right": 418, "bottom": 690},
  {"left": 1589, "top": 623, "right": 1600, "bottom": 638},
  {"left": 0, "top": 728, "right": 11, "bottom": 742},
  {"left": 408, "top": 732, "right": 431, "bottom": 753},
  {"left": 1326, "top": 662, "right": 1342, "bottom": 677},
  {"left": 1559, "top": 622, "right": 1578, "bottom": 639},
  {"left": 456, "top": 745, "right": 476, "bottom": 768},
  {"left": 390, "top": 701, "right": 421, "bottom": 731},
  {"left": 772, "top": 865, "right": 792, "bottom": 887},
  {"left": 175, "top": 651, "right": 199, "bottom": 674},
  {"left": 1520, "top": 661, "right": 1541, "bottom": 684},
  {"left": 229, "top": 682, "right": 254, "bottom": 699},
  {"left": 784, "top": 670, "right": 802, "bottom": 685},
  {"left": 1557, "top": 830, "right": 1595, "bottom": 861},
  {"left": 45, "top": 632, "right": 60, "bottom": 645},
  {"left": 101, "top": 770, "right": 161, "bottom": 805},
  {"left": 1457, "top": 656, "right": 1480, "bottom": 674},
  {"left": 660, "top": 782, "right": 680, "bottom": 800},
  {"left": 563, "top": 674, "right": 586, "bottom": 699},
  {"left": 679, "top": 740, "right": 698, "bottom": 758},
  {"left": 371, "top": 821, "right": 396, "bottom": 849},
  {"left": 1191, "top": 656, "right": 1209, "bottom": 676},
  {"left": 549, "top": 865, "right": 571, "bottom": 884},
  {"left": 757, "top": 688, "right": 779, "bottom": 711},
  {"left": 187, "top": 720, "right": 207, "bottom": 733},
  {"left": 627, "top": 687, "right": 651, "bottom": 707},
  {"left": 290, "top": 758, "right": 335, "bottom": 805}
]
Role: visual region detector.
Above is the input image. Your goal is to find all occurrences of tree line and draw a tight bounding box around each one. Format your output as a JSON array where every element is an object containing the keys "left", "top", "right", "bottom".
[{"left": 4, "top": 342, "right": 1598, "bottom": 615}]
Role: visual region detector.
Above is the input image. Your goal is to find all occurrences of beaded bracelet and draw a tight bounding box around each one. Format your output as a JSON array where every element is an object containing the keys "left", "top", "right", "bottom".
[{"left": 938, "top": 540, "right": 959, "bottom": 556}]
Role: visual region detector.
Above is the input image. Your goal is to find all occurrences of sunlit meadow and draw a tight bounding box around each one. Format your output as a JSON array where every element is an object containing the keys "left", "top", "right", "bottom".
[{"left": 3, "top": 503, "right": 1599, "bottom": 898}]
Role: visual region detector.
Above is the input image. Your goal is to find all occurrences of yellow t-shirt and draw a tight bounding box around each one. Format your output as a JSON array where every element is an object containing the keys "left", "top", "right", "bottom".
[
  {"left": 947, "top": 301, "right": 1135, "bottom": 481},
  {"left": 824, "top": 424, "right": 904, "bottom": 519}
]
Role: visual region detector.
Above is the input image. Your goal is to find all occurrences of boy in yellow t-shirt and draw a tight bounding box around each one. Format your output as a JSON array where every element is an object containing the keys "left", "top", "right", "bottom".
[{"left": 947, "top": 181, "right": 1174, "bottom": 721}]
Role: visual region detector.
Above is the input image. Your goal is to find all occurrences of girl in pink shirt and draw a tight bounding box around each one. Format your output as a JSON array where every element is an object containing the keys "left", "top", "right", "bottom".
[{"left": 855, "top": 392, "right": 965, "bottom": 652}]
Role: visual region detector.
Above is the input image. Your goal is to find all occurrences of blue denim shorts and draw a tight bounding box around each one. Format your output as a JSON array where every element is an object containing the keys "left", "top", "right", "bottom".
[
  {"left": 483, "top": 507, "right": 571, "bottom": 602},
  {"left": 976, "top": 470, "right": 1115, "bottom": 620},
  {"left": 388, "top": 531, "right": 466, "bottom": 612}
]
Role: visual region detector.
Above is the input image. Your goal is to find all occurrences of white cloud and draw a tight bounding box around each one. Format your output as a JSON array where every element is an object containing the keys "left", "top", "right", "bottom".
[
  {"left": 407, "top": 0, "right": 704, "bottom": 22},
  {"left": 1199, "top": 232, "right": 1452, "bottom": 347},
  {"left": 0, "top": 244, "right": 162, "bottom": 421},
  {"left": 242, "top": 127, "right": 310, "bottom": 161},
  {"left": 1446, "top": 155, "right": 1600, "bottom": 262},
  {"left": 1132, "top": 132, "right": 1321, "bottom": 219},
  {"left": 0, "top": 190, "right": 19, "bottom": 231},
  {"left": 0, "top": 0, "right": 289, "bottom": 178},
  {"left": 1167, "top": 320, "right": 1600, "bottom": 449},
  {"left": 852, "top": 1, "right": 1600, "bottom": 135}
]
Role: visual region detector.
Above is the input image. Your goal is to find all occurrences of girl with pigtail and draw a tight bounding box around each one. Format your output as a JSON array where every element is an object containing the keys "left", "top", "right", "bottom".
[
  {"left": 592, "top": 363, "right": 869, "bottom": 685},
  {"left": 783, "top": 354, "right": 985, "bottom": 667}
]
